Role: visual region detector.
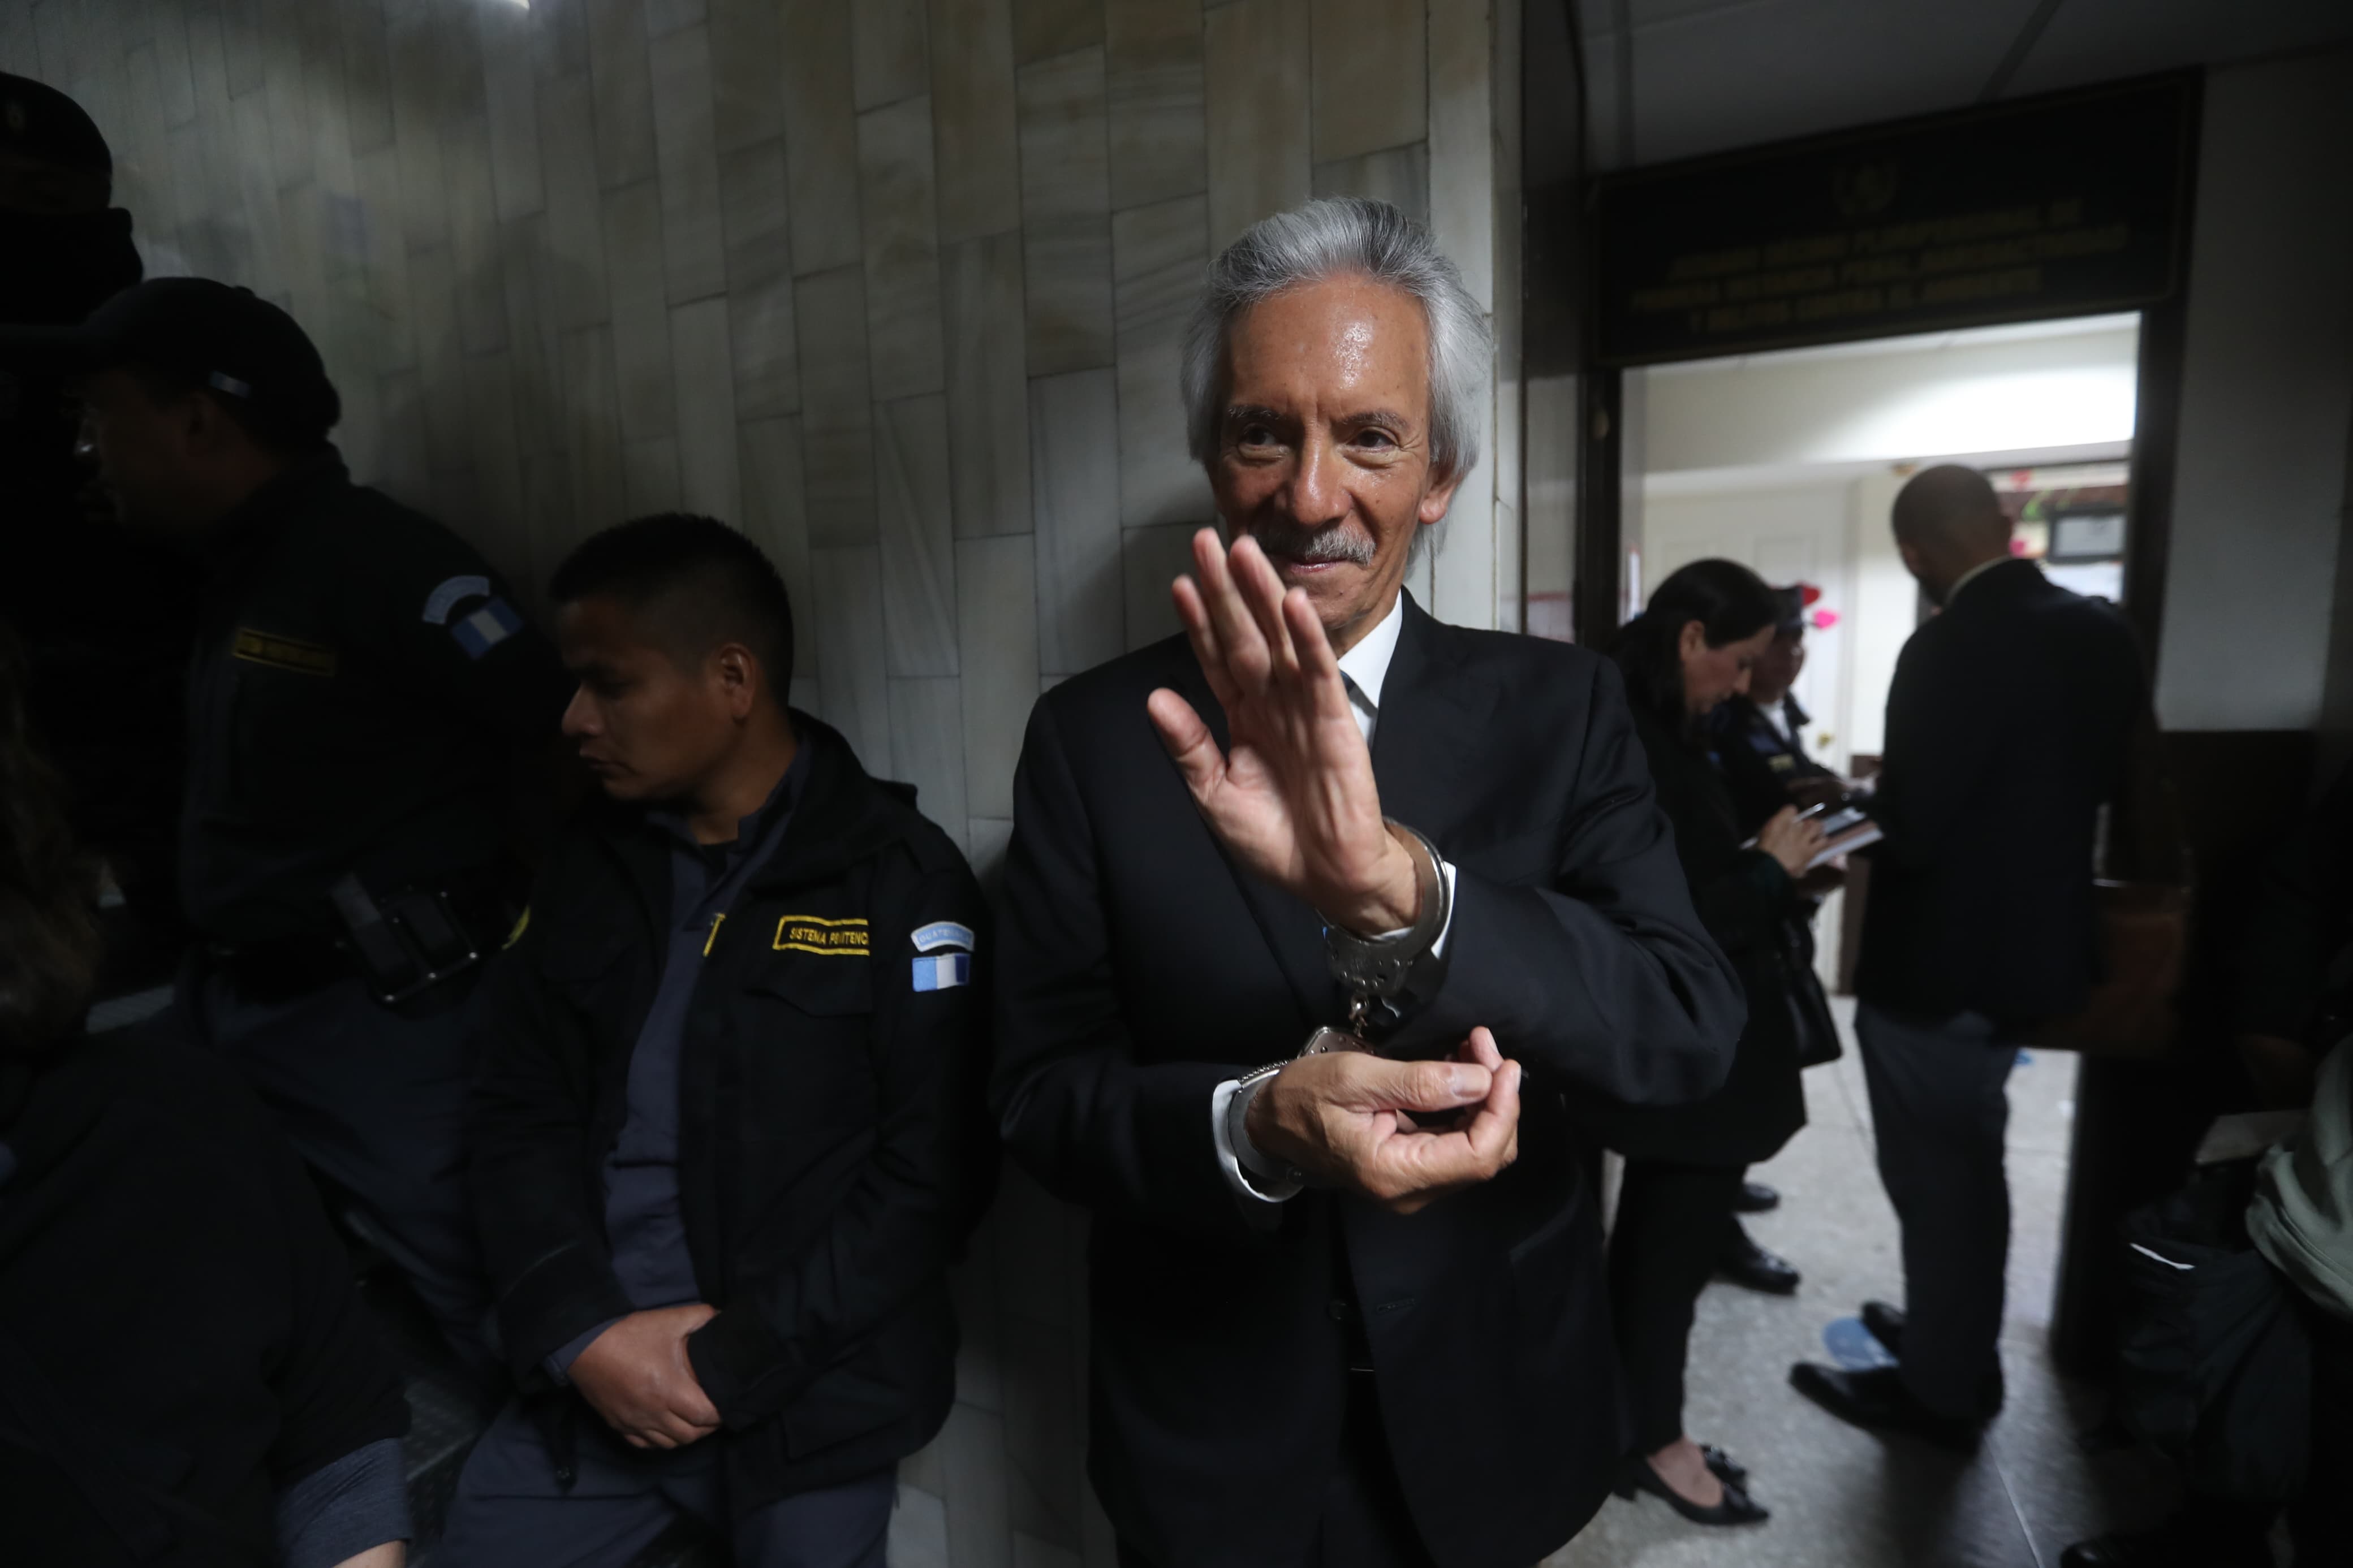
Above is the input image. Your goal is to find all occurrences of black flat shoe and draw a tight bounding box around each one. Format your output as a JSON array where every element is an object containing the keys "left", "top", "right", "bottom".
[
  {"left": 1735, "top": 1180, "right": 1781, "bottom": 1213},
  {"left": 1789, "top": 1362, "right": 1982, "bottom": 1453},
  {"left": 1861, "top": 1299, "right": 1906, "bottom": 1358},
  {"left": 1700, "top": 1444, "right": 1748, "bottom": 1486},
  {"left": 1613, "top": 1455, "right": 1769, "bottom": 1526},
  {"left": 1717, "top": 1225, "right": 1801, "bottom": 1294}
]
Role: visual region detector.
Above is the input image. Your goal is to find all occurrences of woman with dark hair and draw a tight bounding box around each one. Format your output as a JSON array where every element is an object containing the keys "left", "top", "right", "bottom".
[
  {"left": 1597, "top": 559, "right": 1833, "bottom": 1527},
  {"left": 0, "top": 631, "right": 415, "bottom": 1567}
]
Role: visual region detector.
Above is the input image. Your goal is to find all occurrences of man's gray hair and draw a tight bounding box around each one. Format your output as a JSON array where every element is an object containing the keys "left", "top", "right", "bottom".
[{"left": 1180, "top": 197, "right": 1491, "bottom": 486}]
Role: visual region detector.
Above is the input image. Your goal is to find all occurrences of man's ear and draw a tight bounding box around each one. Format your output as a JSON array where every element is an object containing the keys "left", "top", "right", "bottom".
[
  {"left": 712, "top": 643, "right": 760, "bottom": 719},
  {"left": 1416, "top": 463, "right": 1466, "bottom": 525}
]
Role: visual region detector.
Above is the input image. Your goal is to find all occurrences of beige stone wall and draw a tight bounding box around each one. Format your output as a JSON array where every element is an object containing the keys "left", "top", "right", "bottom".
[{"left": 3, "top": 0, "right": 1520, "bottom": 1557}]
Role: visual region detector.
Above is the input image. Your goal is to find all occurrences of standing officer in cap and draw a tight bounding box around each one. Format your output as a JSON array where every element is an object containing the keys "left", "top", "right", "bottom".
[
  {"left": 0, "top": 73, "right": 191, "bottom": 966},
  {"left": 14, "top": 276, "right": 575, "bottom": 1377}
]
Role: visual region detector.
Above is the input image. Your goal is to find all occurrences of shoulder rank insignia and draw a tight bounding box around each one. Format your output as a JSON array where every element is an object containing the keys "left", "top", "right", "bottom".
[{"left": 910, "top": 921, "right": 974, "bottom": 991}]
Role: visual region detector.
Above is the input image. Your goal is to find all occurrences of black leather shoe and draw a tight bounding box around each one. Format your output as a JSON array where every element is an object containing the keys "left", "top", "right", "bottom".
[
  {"left": 1717, "top": 1225, "right": 1801, "bottom": 1294},
  {"left": 1613, "top": 1455, "right": 1769, "bottom": 1526},
  {"left": 2059, "top": 1522, "right": 2272, "bottom": 1568},
  {"left": 1699, "top": 1444, "right": 1748, "bottom": 1487},
  {"left": 1789, "top": 1363, "right": 1982, "bottom": 1452},
  {"left": 1735, "top": 1180, "right": 1780, "bottom": 1213},
  {"left": 1861, "top": 1299, "right": 1906, "bottom": 1358}
]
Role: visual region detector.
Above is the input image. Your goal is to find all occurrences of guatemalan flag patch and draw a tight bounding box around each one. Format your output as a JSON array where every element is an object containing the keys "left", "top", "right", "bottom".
[{"left": 910, "top": 921, "right": 975, "bottom": 991}]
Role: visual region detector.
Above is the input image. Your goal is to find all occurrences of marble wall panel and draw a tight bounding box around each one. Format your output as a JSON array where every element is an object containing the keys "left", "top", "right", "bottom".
[
  {"left": 887, "top": 676, "right": 970, "bottom": 849},
  {"left": 1016, "top": 47, "right": 1113, "bottom": 375},
  {"left": 1011, "top": 0, "right": 1098, "bottom": 66},
  {"left": 856, "top": 95, "right": 948, "bottom": 401},
  {"left": 1310, "top": 139, "right": 1430, "bottom": 226},
  {"left": 583, "top": 0, "right": 657, "bottom": 189},
  {"left": 719, "top": 139, "right": 798, "bottom": 418},
  {"left": 941, "top": 231, "right": 1033, "bottom": 539},
  {"left": 648, "top": 23, "right": 726, "bottom": 304},
  {"left": 623, "top": 431, "right": 683, "bottom": 514},
  {"left": 779, "top": 0, "right": 862, "bottom": 276},
  {"left": 706, "top": 0, "right": 785, "bottom": 153},
  {"left": 1111, "top": 194, "right": 1211, "bottom": 529},
  {"left": 600, "top": 177, "right": 678, "bottom": 441},
  {"left": 956, "top": 534, "right": 1039, "bottom": 820},
  {"left": 852, "top": 0, "right": 930, "bottom": 112},
  {"left": 738, "top": 415, "right": 820, "bottom": 669},
  {"left": 558, "top": 323, "right": 630, "bottom": 541},
  {"left": 1104, "top": 0, "right": 1205, "bottom": 211},
  {"left": 446, "top": 113, "right": 510, "bottom": 356},
  {"left": 1122, "top": 521, "right": 1200, "bottom": 652},
  {"left": 477, "top": 1, "right": 544, "bottom": 222},
  {"left": 533, "top": 73, "right": 611, "bottom": 332},
  {"left": 878, "top": 393, "right": 960, "bottom": 679},
  {"left": 1029, "top": 366, "right": 1123, "bottom": 676},
  {"left": 644, "top": 0, "right": 706, "bottom": 40},
  {"left": 793, "top": 263, "right": 876, "bottom": 546},
  {"left": 1309, "top": 0, "right": 1427, "bottom": 162},
  {"left": 671, "top": 294, "right": 744, "bottom": 521},
  {"left": 1202, "top": 0, "right": 1310, "bottom": 247},
  {"left": 929, "top": 0, "right": 1022, "bottom": 244},
  {"left": 812, "top": 543, "right": 894, "bottom": 771},
  {"left": 1425, "top": 0, "right": 1494, "bottom": 312}
]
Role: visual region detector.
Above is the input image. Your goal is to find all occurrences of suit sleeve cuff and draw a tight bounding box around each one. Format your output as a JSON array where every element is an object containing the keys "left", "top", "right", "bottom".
[{"left": 1211, "top": 1076, "right": 1303, "bottom": 1203}]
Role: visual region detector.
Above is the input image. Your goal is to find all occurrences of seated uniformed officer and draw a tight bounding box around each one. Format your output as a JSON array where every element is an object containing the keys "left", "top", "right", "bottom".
[
  {"left": 18, "top": 277, "right": 574, "bottom": 1377},
  {"left": 441, "top": 515, "right": 993, "bottom": 1568}
]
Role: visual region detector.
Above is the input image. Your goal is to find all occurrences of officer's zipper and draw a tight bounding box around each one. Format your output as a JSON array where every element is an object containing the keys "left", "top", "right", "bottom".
[{"left": 703, "top": 912, "right": 726, "bottom": 956}]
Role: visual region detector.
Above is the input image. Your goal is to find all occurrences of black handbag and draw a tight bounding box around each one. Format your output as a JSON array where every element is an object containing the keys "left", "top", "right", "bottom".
[
  {"left": 1779, "top": 908, "right": 1843, "bottom": 1069},
  {"left": 2113, "top": 1167, "right": 2312, "bottom": 1502}
]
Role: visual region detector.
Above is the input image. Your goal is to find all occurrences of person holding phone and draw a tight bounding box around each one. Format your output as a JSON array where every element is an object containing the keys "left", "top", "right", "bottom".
[{"left": 1593, "top": 559, "right": 1836, "bottom": 1527}]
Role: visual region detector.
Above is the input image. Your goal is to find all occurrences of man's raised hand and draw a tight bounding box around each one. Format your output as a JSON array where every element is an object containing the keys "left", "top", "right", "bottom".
[
  {"left": 1145, "top": 528, "right": 1420, "bottom": 935},
  {"left": 1245, "top": 1027, "right": 1523, "bottom": 1215}
]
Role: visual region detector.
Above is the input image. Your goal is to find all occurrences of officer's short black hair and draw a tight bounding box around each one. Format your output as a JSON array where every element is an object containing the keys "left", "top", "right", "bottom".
[
  {"left": 128, "top": 363, "right": 335, "bottom": 457},
  {"left": 551, "top": 514, "right": 796, "bottom": 705}
]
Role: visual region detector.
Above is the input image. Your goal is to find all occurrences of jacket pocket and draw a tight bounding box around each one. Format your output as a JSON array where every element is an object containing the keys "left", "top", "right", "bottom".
[
  {"left": 781, "top": 1362, "right": 912, "bottom": 1458},
  {"left": 750, "top": 953, "right": 876, "bottom": 1017}
]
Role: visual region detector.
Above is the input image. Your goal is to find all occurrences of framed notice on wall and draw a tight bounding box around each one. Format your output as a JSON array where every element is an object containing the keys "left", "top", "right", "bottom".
[{"left": 1588, "top": 73, "right": 2199, "bottom": 367}]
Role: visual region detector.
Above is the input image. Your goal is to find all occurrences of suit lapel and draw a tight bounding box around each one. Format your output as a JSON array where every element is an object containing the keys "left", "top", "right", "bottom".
[
  {"left": 1165, "top": 652, "right": 1338, "bottom": 1032},
  {"left": 1369, "top": 595, "right": 1501, "bottom": 846}
]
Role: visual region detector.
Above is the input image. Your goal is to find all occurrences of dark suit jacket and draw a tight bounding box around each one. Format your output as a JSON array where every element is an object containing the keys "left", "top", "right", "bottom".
[
  {"left": 1593, "top": 705, "right": 1810, "bottom": 1165},
  {"left": 990, "top": 597, "right": 1743, "bottom": 1568},
  {"left": 1857, "top": 559, "right": 2144, "bottom": 1026}
]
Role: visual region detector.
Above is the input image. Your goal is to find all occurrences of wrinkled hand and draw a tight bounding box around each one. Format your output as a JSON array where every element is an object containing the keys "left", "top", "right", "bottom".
[
  {"left": 1246, "top": 1027, "right": 1523, "bottom": 1215},
  {"left": 568, "top": 1304, "right": 722, "bottom": 1450},
  {"left": 1756, "top": 806, "right": 1829, "bottom": 879},
  {"left": 1145, "top": 529, "right": 1420, "bottom": 935}
]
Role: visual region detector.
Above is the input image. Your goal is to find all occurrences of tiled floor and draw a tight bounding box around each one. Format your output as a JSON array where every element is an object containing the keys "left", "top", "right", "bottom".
[{"left": 1546, "top": 1000, "right": 2174, "bottom": 1568}]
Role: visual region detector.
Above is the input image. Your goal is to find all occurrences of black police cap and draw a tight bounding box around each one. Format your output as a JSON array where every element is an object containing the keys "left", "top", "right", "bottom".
[
  {"left": 0, "top": 72, "right": 111, "bottom": 176},
  {"left": 0, "top": 277, "right": 342, "bottom": 442}
]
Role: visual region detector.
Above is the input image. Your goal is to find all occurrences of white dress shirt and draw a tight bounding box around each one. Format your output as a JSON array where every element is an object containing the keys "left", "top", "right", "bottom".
[{"left": 1207, "top": 592, "right": 1458, "bottom": 1203}]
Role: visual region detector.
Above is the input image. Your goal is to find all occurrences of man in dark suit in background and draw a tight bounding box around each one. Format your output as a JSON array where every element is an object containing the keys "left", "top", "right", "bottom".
[
  {"left": 992, "top": 197, "right": 1744, "bottom": 1568},
  {"left": 1791, "top": 464, "right": 2143, "bottom": 1446}
]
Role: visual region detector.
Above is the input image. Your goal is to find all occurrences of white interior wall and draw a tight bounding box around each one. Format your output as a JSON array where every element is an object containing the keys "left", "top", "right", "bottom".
[{"left": 2154, "top": 47, "right": 2353, "bottom": 733}]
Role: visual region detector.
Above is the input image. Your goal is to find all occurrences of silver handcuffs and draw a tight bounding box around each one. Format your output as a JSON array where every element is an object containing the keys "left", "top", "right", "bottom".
[{"left": 1227, "top": 820, "right": 1451, "bottom": 1187}]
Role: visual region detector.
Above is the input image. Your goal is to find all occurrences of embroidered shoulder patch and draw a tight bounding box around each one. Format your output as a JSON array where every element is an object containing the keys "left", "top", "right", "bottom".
[
  {"left": 422, "top": 574, "right": 492, "bottom": 625},
  {"left": 910, "top": 921, "right": 975, "bottom": 954},
  {"left": 912, "top": 953, "right": 971, "bottom": 991},
  {"left": 233, "top": 628, "right": 338, "bottom": 677},
  {"left": 775, "top": 915, "right": 869, "bottom": 956},
  {"left": 451, "top": 597, "right": 525, "bottom": 659}
]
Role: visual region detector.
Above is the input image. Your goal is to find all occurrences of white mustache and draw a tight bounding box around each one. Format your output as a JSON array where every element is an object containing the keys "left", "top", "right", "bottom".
[{"left": 1244, "top": 523, "right": 1376, "bottom": 567}]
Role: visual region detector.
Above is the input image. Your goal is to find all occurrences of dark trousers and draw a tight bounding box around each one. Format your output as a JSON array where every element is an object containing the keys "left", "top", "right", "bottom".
[
  {"left": 179, "top": 960, "right": 495, "bottom": 1378},
  {"left": 438, "top": 1401, "right": 895, "bottom": 1568},
  {"left": 1855, "top": 1001, "right": 2017, "bottom": 1420},
  {"left": 1608, "top": 1159, "right": 1747, "bottom": 1454},
  {"left": 1115, "top": 1373, "right": 1436, "bottom": 1568}
]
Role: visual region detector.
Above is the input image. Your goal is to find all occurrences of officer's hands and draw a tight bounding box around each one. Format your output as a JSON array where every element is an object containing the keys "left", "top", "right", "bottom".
[
  {"left": 1245, "top": 1027, "right": 1522, "bottom": 1215},
  {"left": 569, "top": 1304, "right": 722, "bottom": 1450},
  {"left": 1146, "top": 529, "right": 1421, "bottom": 936},
  {"left": 1756, "top": 805, "right": 1829, "bottom": 879}
]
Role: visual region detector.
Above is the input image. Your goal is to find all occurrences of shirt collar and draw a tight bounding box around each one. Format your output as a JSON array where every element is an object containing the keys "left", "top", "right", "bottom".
[
  {"left": 1946, "top": 554, "right": 2011, "bottom": 605},
  {"left": 1334, "top": 591, "right": 1404, "bottom": 715}
]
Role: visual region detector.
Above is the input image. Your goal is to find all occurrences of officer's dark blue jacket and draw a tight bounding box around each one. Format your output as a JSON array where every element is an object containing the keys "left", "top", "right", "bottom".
[{"left": 467, "top": 715, "right": 994, "bottom": 1510}]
